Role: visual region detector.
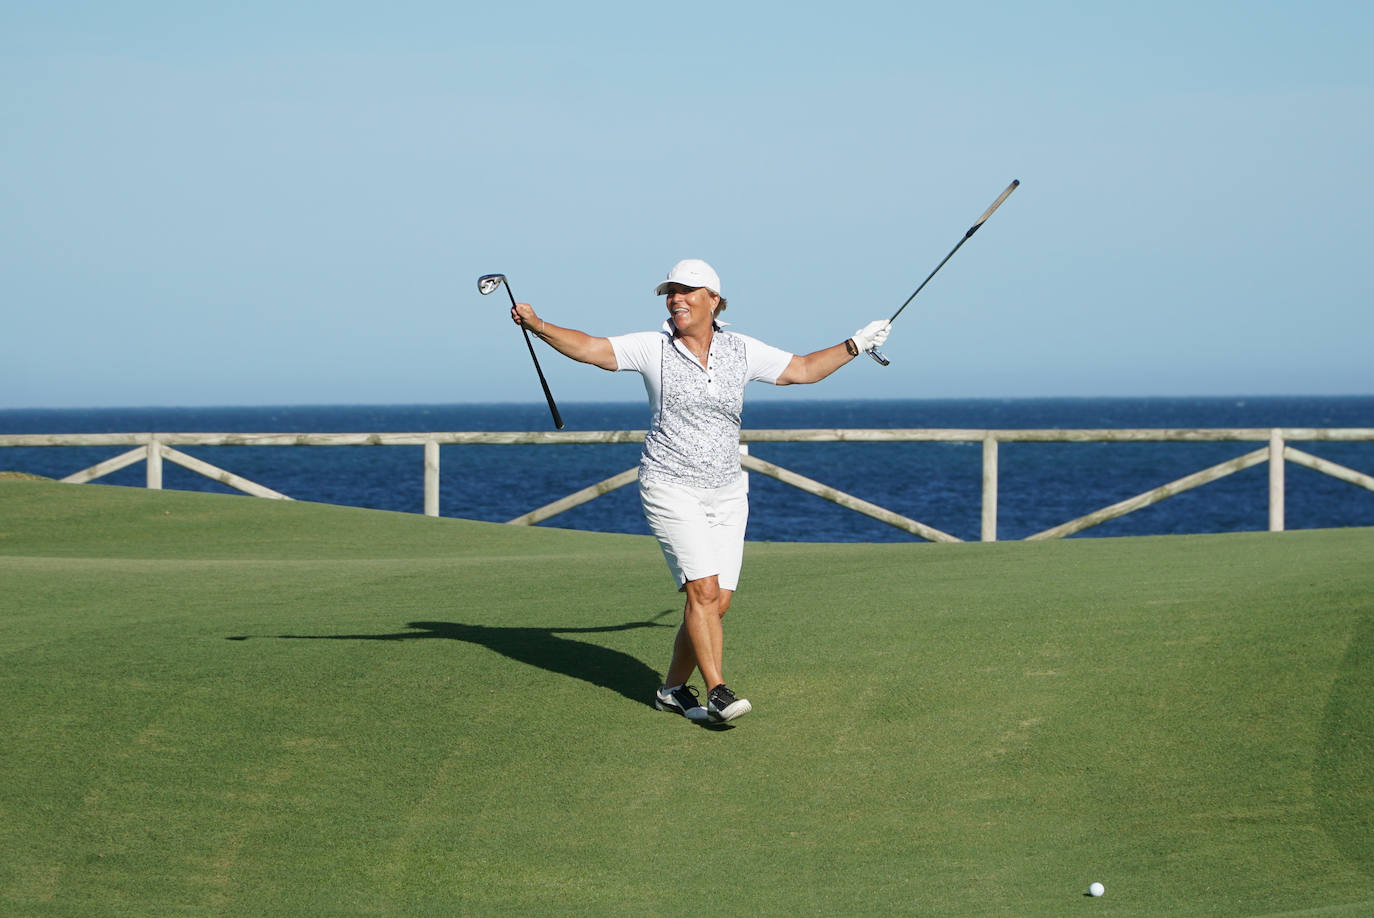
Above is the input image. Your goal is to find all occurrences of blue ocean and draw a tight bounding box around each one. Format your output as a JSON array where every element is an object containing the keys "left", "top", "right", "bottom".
[{"left": 2, "top": 397, "right": 1372, "bottom": 542}]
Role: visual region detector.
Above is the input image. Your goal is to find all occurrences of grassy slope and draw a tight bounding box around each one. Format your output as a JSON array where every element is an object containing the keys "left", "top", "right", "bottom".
[{"left": 1, "top": 481, "right": 1371, "bottom": 916}]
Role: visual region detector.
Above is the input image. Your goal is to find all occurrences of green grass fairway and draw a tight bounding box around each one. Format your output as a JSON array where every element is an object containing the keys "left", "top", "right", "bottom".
[{"left": 2, "top": 480, "right": 1372, "bottom": 916}]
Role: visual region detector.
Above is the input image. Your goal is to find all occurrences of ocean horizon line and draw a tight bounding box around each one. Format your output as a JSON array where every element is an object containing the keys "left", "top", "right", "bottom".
[{"left": 4, "top": 392, "right": 1373, "bottom": 415}]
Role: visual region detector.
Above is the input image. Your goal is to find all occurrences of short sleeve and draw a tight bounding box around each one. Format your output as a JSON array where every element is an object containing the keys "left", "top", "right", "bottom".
[
  {"left": 734, "top": 333, "right": 794, "bottom": 384},
  {"left": 608, "top": 331, "right": 663, "bottom": 374}
]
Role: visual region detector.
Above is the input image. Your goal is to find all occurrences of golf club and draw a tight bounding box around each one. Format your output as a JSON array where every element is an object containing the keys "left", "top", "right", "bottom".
[
  {"left": 869, "top": 179, "right": 1020, "bottom": 366},
  {"left": 477, "top": 273, "right": 565, "bottom": 429}
]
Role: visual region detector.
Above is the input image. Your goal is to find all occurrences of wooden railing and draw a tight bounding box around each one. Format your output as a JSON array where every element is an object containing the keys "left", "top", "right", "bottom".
[{"left": 3, "top": 428, "right": 1373, "bottom": 541}]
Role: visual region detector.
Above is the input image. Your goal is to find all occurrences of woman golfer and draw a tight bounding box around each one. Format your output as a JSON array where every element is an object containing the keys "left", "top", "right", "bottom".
[{"left": 510, "top": 259, "right": 890, "bottom": 723}]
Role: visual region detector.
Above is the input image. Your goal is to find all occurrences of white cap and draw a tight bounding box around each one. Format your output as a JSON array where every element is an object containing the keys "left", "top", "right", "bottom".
[{"left": 654, "top": 258, "right": 721, "bottom": 296}]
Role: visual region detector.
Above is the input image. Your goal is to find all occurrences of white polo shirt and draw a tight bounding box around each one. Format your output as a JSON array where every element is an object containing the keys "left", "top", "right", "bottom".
[{"left": 609, "top": 321, "right": 793, "bottom": 489}]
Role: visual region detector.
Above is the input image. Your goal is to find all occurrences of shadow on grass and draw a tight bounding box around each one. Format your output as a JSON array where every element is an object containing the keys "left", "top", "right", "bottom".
[{"left": 229, "top": 613, "right": 677, "bottom": 711}]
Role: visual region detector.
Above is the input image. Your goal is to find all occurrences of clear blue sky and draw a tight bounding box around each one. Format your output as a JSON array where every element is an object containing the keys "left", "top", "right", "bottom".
[{"left": 4, "top": 1, "right": 1371, "bottom": 409}]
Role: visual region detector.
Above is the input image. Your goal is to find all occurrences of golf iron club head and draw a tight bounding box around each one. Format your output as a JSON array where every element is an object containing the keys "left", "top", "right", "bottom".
[
  {"left": 477, "top": 274, "right": 507, "bottom": 296},
  {"left": 868, "top": 346, "right": 891, "bottom": 366}
]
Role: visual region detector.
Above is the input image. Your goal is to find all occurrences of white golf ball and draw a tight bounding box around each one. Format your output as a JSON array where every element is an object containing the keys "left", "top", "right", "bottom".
[{"left": 1089, "top": 882, "right": 1105, "bottom": 897}]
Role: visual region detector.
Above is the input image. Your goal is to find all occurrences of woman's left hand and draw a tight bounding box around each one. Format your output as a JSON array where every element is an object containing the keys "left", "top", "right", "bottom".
[{"left": 851, "top": 320, "right": 891, "bottom": 353}]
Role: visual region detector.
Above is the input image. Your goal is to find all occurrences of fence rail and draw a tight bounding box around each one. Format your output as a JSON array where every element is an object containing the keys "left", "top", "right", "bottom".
[{"left": 3, "top": 428, "right": 1373, "bottom": 541}]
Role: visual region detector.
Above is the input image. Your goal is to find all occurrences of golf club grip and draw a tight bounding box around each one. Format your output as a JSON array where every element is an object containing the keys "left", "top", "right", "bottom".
[
  {"left": 965, "top": 179, "right": 1020, "bottom": 238},
  {"left": 519, "top": 325, "right": 563, "bottom": 431},
  {"left": 888, "top": 179, "right": 1021, "bottom": 325}
]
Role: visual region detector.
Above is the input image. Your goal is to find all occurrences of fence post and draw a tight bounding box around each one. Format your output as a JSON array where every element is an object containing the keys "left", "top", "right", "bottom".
[
  {"left": 424, "top": 439, "right": 439, "bottom": 517},
  {"left": 1268, "top": 429, "right": 1284, "bottom": 532},
  {"left": 981, "top": 434, "right": 998, "bottom": 542},
  {"left": 147, "top": 438, "right": 163, "bottom": 490}
]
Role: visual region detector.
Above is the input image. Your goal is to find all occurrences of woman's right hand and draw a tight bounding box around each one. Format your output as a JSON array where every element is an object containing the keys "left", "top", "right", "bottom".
[{"left": 511, "top": 302, "right": 539, "bottom": 329}]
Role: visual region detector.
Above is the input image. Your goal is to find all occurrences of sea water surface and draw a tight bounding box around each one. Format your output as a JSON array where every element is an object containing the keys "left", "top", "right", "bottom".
[{"left": 2, "top": 397, "right": 1372, "bottom": 542}]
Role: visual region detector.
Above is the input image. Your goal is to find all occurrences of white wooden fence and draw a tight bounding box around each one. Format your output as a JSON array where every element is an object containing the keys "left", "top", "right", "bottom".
[{"left": 3, "top": 428, "right": 1373, "bottom": 541}]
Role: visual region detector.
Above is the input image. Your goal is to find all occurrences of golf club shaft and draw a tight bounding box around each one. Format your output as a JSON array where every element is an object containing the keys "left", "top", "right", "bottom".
[
  {"left": 869, "top": 179, "right": 1019, "bottom": 366},
  {"left": 501, "top": 284, "right": 565, "bottom": 430}
]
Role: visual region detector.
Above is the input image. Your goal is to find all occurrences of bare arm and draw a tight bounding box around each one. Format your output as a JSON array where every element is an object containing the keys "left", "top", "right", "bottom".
[
  {"left": 774, "top": 341, "right": 857, "bottom": 385},
  {"left": 774, "top": 320, "right": 891, "bottom": 385},
  {"left": 511, "top": 303, "right": 617, "bottom": 371}
]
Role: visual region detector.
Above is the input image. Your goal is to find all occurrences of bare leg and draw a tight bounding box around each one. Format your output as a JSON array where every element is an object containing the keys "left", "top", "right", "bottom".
[
  {"left": 666, "top": 577, "right": 739, "bottom": 691},
  {"left": 665, "top": 622, "right": 695, "bottom": 688},
  {"left": 710, "top": 588, "right": 731, "bottom": 678},
  {"left": 682, "top": 576, "right": 723, "bottom": 689},
  {"left": 664, "top": 587, "right": 733, "bottom": 688}
]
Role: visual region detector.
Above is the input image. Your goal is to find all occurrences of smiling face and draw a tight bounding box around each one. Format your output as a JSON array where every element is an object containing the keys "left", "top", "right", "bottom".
[{"left": 662, "top": 283, "right": 721, "bottom": 336}]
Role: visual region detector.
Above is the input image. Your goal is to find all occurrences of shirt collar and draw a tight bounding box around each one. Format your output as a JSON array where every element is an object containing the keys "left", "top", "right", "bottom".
[{"left": 659, "top": 318, "right": 729, "bottom": 335}]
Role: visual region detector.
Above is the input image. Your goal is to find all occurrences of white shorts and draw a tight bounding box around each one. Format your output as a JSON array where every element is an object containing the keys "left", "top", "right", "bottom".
[{"left": 639, "top": 474, "right": 749, "bottom": 592}]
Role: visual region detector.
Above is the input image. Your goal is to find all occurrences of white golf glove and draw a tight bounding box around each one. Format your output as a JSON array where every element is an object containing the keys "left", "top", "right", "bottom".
[{"left": 850, "top": 319, "right": 891, "bottom": 353}]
